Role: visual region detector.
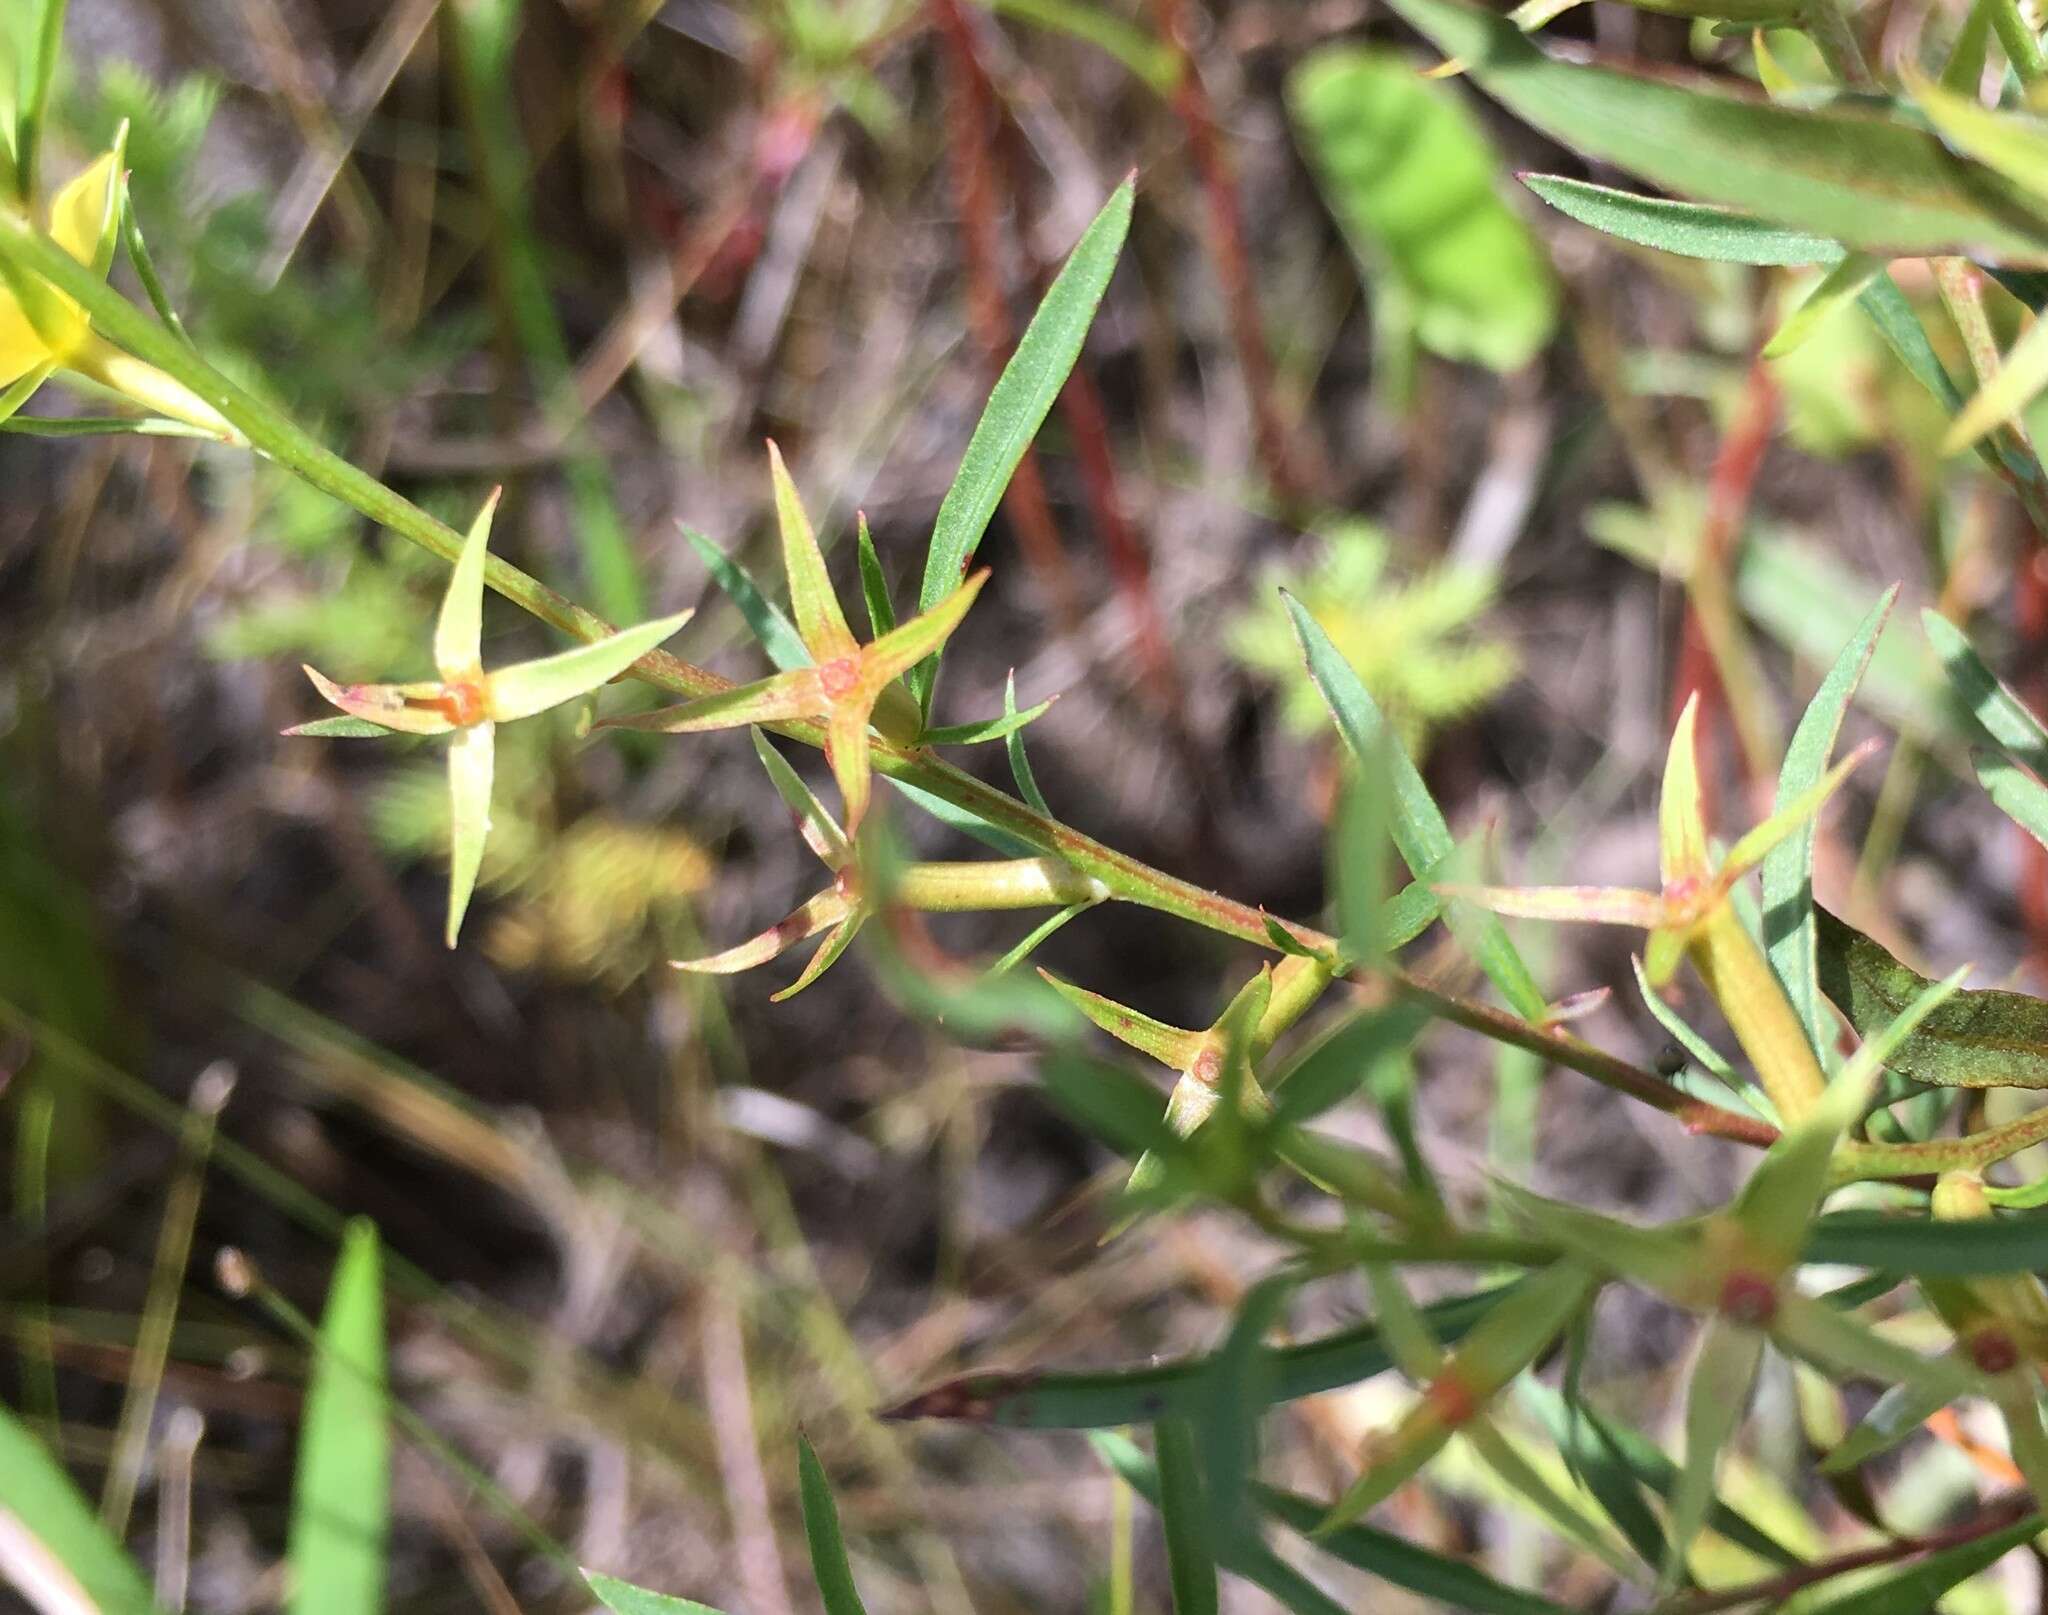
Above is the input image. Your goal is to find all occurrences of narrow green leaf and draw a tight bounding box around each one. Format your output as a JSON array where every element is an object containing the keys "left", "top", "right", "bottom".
[
  {"left": 1040, "top": 1051, "right": 1187, "bottom": 1166},
  {"left": 1518, "top": 1382, "right": 1801, "bottom": 1569},
  {"left": 0, "top": 1404, "right": 158, "bottom": 1615},
  {"left": 1197, "top": 1275, "right": 1293, "bottom": 1550},
  {"left": 433, "top": 490, "right": 497, "bottom": 681},
  {"left": 1762, "top": 588, "right": 1894, "bottom": 1062},
  {"left": 922, "top": 694, "right": 1056, "bottom": 747},
  {"left": 1801, "top": 1517, "right": 2041, "bottom": 1615},
  {"left": 1630, "top": 953, "right": 1779, "bottom": 1124},
  {"left": 1283, "top": 593, "right": 1547, "bottom": 1019},
  {"left": 1976, "top": 750, "right": 2048, "bottom": 851},
  {"left": 1385, "top": 0, "right": 2048, "bottom": 260},
  {"left": 1806, "top": 1208, "right": 2048, "bottom": 1273},
  {"left": 986, "top": 0, "right": 1177, "bottom": 91},
  {"left": 913, "top": 179, "right": 1134, "bottom": 709},
  {"left": 1092, "top": 1433, "right": 1350, "bottom": 1615},
  {"left": 1944, "top": 306, "right": 2048, "bottom": 454},
  {"left": 1907, "top": 68, "right": 2048, "bottom": 211},
  {"left": 1522, "top": 174, "right": 1841, "bottom": 264},
  {"left": 796, "top": 1436, "right": 869, "bottom": 1615},
  {"left": 1254, "top": 1482, "right": 1575, "bottom": 1613},
  {"left": 443, "top": 722, "right": 494, "bottom": 949},
  {"left": 1519, "top": 1386, "right": 1670, "bottom": 1573},
  {"left": 0, "top": 413, "right": 217, "bottom": 438},
  {"left": 1662, "top": 1320, "right": 1764, "bottom": 1591},
  {"left": 751, "top": 730, "right": 848, "bottom": 867},
  {"left": 985, "top": 901, "right": 1096, "bottom": 976},
  {"left": 854, "top": 514, "right": 895, "bottom": 638},
  {"left": 283, "top": 715, "right": 406, "bottom": 740},
  {"left": 289, "top": 1219, "right": 389, "bottom": 1615},
  {"left": 1923, "top": 608, "right": 2048, "bottom": 771},
  {"left": 1821, "top": 1378, "right": 1954, "bottom": 1472},
  {"left": 485, "top": 611, "right": 691, "bottom": 723},
  {"left": 1291, "top": 47, "right": 1557, "bottom": 371},
  {"left": 1003, "top": 670, "right": 1052, "bottom": 814},
  {"left": 1272, "top": 1000, "right": 1433, "bottom": 1125},
  {"left": 17, "top": 0, "right": 69, "bottom": 198},
  {"left": 682, "top": 525, "right": 810, "bottom": 672},
  {"left": 584, "top": 1571, "right": 728, "bottom": 1615},
  {"left": 1156, "top": 1420, "right": 1220, "bottom": 1615},
  {"left": 1814, "top": 905, "right": 2048, "bottom": 1089},
  {"left": 882, "top": 1284, "right": 1517, "bottom": 1429},
  {"left": 1762, "top": 252, "right": 1885, "bottom": 357},
  {"left": 0, "top": 358, "right": 56, "bottom": 424}
]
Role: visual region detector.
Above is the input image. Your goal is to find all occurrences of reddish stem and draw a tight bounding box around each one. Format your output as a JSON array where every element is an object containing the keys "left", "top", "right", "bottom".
[
  {"left": 1148, "top": 0, "right": 1316, "bottom": 507},
  {"left": 1672, "top": 356, "right": 1778, "bottom": 819},
  {"left": 928, "top": 0, "right": 1080, "bottom": 623}
]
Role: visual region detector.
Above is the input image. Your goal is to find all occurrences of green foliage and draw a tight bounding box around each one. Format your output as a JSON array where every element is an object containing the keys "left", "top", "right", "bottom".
[
  {"left": 1291, "top": 46, "right": 1558, "bottom": 372},
  {"left": 0, "top": 1403, "right": 157, "bottom": 1615},
  {"left": 1231, "top": 521, "right": 1517, "bottom": 754},
  {"left": 288, "top": 1220, "right": 389, "bottom": 1615},
  {"left": 19, "top": 7, "right": 2048, "bottom": 1608}
]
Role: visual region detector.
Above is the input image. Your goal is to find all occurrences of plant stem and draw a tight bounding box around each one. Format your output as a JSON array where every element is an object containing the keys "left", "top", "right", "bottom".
[{"left": 0, "top": 218, "right": 1773, "bottom": 1147}]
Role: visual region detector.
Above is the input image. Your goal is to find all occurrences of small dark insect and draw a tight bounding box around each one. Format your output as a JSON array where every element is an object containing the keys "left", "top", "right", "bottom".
[{"left": 1653, "top": 1042, "right": 1688, "bottom": 1078}]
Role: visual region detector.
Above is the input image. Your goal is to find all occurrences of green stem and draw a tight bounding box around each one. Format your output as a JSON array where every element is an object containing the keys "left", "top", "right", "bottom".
[
  {"left": 1832, "top": 1101, "right": 2048, "bottom": 1183},
  {"left": 1988, "top": 0, "right": 2048, "bottom": 85},
  {"left": 899, "top": 858, "right": 1109, "bottom": 911},
  {"left": 0, "top": 218, "right": 1773, "bottom": 1148}
]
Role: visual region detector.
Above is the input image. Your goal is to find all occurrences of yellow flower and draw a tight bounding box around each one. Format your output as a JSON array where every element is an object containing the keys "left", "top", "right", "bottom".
[{"left": 0, "top": 146, "right": 234, "bottom": 439}]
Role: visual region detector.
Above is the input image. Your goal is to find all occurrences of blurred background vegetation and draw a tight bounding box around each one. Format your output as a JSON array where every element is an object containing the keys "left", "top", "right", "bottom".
[{"left": 4, "top": 0, "right": 2047, "bottom": 1610}]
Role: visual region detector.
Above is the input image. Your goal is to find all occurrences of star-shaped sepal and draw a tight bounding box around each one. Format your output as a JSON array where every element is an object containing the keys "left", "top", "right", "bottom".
[
  {"left": 603, "top": 443, "right": 986, "bottom": 835},
  {"left": 289, "top": 491, "right": 691, "bottom": 945}
]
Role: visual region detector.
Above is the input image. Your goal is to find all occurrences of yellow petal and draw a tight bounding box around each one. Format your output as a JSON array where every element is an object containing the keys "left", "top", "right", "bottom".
[
  {"left": 48, "top": 151, "right": 121, "bottom": 268},
  {"left": 0, "top": 292, "right": 53, "bottom": 387}
]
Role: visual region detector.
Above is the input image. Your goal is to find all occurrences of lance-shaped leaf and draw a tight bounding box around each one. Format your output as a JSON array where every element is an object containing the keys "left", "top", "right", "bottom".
[
  {"left": 1906, "top": 67, "right": 2048, "bottom": 214},
  {"left": 682, "top": 524, "right": 809, "bottom": 672},
  {"left": 585, "top": 1572, "right": 728, "bottom": 1615},
  {"left": 1522, "top": 175, "right": 1842, "bottom": 266},
  {"left": 1815, "top": 906, "right": 2048, "bottom": 1088},
  {"left": 1942, "top": 306, "right": 2048, "bottom": 455},
  {"left": 1976, "top": 751, "right": 2048, "bottom": 852},
  {"left": 1924, "top": 609, "right": 2048, "bottom": 771},
  {"left": 752, "top": 730, "right": 849, "bottom": 869},
  {"left": 300, "top": 667, "right": 459, "bottom": 736},
  {"left": 913, "top": 179, "right": 1133, "bottom": 711},
  {"left": 1320, "top": 1262, "right": 1594, "bottom": 1531},
  {"left": 1822, "top": 1378, "right": 1956, "bottom": 1473},
  {"left": 796, "top": 1437, "right": 870, "bottom": 1615},
  {"left": 1382, "top": 0, "right": 2048, "bottom": 261},
  {"left": 1661, "top": 1318, "right": 1767, "bottom": 1592},
  {"left": 1762, "top": 253, "right": 1885, "bottom": 359},
  {"left": 1284, "top": 592, "right": 1547, "bottom": 1019},
  {"left": 1763, "top": 590, "right": 1894, "bottom": 1064}
]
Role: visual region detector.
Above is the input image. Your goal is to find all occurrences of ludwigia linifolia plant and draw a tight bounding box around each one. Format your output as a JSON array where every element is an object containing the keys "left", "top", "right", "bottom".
[{"left": 10, "top": 0, "right": 2048, "bottom": 1607}]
